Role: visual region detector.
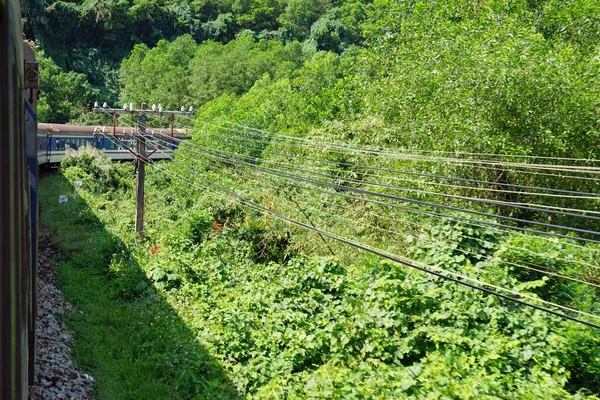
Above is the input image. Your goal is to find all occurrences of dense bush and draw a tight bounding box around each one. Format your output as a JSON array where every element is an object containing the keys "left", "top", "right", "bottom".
[
  {"left": 23, "top": 0, "right": 371, "bottom": 119},
  {"left": 119, "top": 35, "right": 305, "bottom": 109},
  {"left": 61, "top": 145, "right": 134, "bottom": 193}
]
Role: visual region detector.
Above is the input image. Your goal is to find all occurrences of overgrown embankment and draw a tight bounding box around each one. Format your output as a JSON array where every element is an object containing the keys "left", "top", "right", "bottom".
[
  {"left": 39, "top": 164, "right": 236, "bottom": 399},
  {"left": 41, "top": 146, "right": 600, "bottom": 398}
]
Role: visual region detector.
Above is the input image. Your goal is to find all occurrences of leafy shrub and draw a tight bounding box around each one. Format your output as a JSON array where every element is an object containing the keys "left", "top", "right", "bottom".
[
  {"left": 185, "top": 209, "right": 213, "bottom": 244},
  {"left": 108, "top": 252, "right": 153, "bottom": 301},
  {"left": 409, "top": 220, "right": 500, "bottom": 269},
  {"left": 493, "top": 234, "right": 599, "bottom": 311},
  {"left": 61, "top": 144, "right": 134, "bottom": 192},
  {"left": 62, "top": 145, "right": 109, "bottom": 182}
]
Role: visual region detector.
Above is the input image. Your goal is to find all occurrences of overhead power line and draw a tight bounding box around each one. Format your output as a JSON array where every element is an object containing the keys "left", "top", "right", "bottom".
[
  {"left": 164, "top": 141, "right": 600, "bottom": 288},
  {"left": 142, "top": 126, "right": 600, "bottom": 258},
  {"left": 139, "top": 136, "right": 600, "bottom": 329},
  {"left": 174, "top": 112, "right": 600, "bottom": 173},
  {"left": 144, "top": 131, "right": 600, "bottom": 244},
  {"left": 162, "top": 113, "right": 600, "bottom": 196}
]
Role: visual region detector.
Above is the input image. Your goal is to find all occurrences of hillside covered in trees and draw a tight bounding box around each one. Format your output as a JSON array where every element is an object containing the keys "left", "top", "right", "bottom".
[
  {"left": 24, "top": 0, "right": 368, "bottom": 121},
  {"left": 27, "top": 0, "right": 600, "bottom": 160},
  {"left": 31, "top": 0, "right": 600, "bottom": 398}
]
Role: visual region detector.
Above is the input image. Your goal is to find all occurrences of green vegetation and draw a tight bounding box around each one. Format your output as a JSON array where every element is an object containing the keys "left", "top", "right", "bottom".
[
  {"left": 119, "top": 35, "right": 305, "bottom": 109},
  {"left": 40, "top": 153, "right": 236, "bottom": 399},
  {"left": 43, "top": 142, "right": 599, "bottom": 398},
  {"left": 33, "top": 0, "right": 600, "bottom": 397},
  {"left": 36, "top": 51, "right": 99, "bottom": 124}
]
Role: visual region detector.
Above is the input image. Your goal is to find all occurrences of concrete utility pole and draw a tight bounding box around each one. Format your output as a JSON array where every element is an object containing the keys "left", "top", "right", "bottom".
[
  {"left": 135, "top": 105, "right": 149, "bottom": 237},
  {"left": 93, "top": 102, "right": 192, "bottom": 238}
]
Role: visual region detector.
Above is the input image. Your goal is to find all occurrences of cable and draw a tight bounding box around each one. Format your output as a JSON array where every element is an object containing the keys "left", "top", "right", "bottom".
[
  {"left": 95, "top": 130, "right": 156, "bottom": 165},
  {"left": 174, "top": 139, "right": 600, "bottom": 220},
  {"left": 158, "top": 114, "right": 600, "bottom": 197},
  {"left": 148, "top": 132, "right": 600, "bottom": 264},
  {"left": 143, "top": 133, "right": 600, "bottom": 301},
  {"left": 145, "top": 132, "right": 600, "bottom": 243},
  {"left": 150, "top": 126, "right": 600, "bottom": 257},
  {"left": 196, "top": 134, "right": 600, "bottom": 201},
  {"left": 165, "top": 140, "right": 600, "bottom": 284},
  {"left": 158, "top": 127, "right": 600, "bottom": 217},
  {"left": 143, "top": 121, "right": 593, "bottom": 212},
  {"left": 173, "top": 112, "right": 600, "bottom": 174},
  {"left": 143, "top": 122, "right": 600, "bottom": 279},
  {"left": 145, "top": 130, "right": 600, "bottom": 252},
  {"left": 142, "top": 141, "right": 600, "bottom": 329},
  {"left": 183, "top": 113, "right": 600, "bottom": 164}
]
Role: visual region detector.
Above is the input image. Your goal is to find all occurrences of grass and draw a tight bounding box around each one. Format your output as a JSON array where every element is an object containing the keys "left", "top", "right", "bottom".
[{"left": 39, "top": 172, "right": 238, "bottom": 399}]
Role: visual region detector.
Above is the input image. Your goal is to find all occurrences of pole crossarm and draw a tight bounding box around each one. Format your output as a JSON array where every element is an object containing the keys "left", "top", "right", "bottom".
[{"left": 93, "top": 107, "right": 193, "bottom": 117}]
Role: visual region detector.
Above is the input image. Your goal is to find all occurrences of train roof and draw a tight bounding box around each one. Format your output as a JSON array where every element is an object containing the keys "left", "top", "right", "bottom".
[{"left": 38, "top": 123, "right": 188, "bottom": 136}]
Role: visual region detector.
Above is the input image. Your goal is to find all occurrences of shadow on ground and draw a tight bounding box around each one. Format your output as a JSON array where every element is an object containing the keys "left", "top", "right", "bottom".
[{"left": 39, "top": 173, "right": 238, "bottom": 399}]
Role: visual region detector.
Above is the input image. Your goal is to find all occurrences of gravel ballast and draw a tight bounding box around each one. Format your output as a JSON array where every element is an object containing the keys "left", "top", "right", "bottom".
[{"left": 29, "top": 229, "right": 95, "bottom": 400}]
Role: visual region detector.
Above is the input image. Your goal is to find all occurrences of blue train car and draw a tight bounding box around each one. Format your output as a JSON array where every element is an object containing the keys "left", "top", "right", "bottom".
[{"left": 37, "top": 124, "right": 187, "bottom": 165}]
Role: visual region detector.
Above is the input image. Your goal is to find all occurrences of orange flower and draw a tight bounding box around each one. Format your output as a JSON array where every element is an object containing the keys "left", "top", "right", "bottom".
[{"left": 150, "top": 246, "right": 160, "bottom": 255}]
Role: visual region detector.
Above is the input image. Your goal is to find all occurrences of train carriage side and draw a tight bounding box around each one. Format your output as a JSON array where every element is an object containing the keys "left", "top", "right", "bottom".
[
  {"left": 0, "top": 1, "right": 34, "bottom": 399},
  {"left": 23, "top": 40, "right": 39, "bottom": 388}
]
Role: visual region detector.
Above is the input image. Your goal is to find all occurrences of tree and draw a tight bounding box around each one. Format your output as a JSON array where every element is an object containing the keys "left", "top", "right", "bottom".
[{"left": 37, "top": 52, "right": 99, "bottom": 123}]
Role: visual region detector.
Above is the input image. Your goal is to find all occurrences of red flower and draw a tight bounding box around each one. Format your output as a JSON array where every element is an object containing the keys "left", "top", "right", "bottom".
[{"left": 212, "top": 220, "right": 223, "bottom": 234}]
